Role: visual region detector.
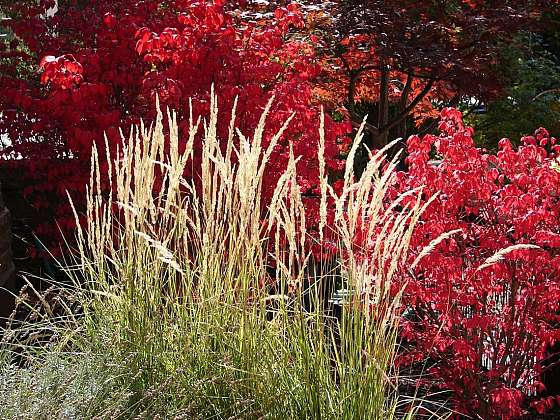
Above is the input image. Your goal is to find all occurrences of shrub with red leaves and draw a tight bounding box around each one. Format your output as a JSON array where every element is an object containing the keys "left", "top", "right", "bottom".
[
  {"left": 38, "top": 54, "right": 83, "bottom": 90},
  {"left": 391, "top": 108, "right": 560, "bottom": 419},
  {"left": 0, "top": 0, "right": 350, "bottom": 244}
]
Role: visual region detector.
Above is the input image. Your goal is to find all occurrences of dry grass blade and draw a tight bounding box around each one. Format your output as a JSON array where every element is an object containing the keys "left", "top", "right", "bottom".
[
  {"left": 411, "top": 229, "right": 463, "bottom": 269},
  {"left": 476, "top": 244, "right": 541, "bottom": 272}
]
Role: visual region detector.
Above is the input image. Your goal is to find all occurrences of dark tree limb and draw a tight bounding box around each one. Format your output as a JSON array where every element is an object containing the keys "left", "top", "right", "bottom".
[{"left": 380, "top": 78, "right": 435, "bottom": 135}]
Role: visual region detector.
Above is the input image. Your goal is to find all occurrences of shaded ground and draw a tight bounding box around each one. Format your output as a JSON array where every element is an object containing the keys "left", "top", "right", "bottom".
[{"left": 0, "top": 167, "right": 55, "bottom": 327}]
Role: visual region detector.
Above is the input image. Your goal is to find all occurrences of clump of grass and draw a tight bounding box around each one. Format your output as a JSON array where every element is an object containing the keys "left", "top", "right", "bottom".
[
  {"left": 0, "top": 349, "right": 133, "bottom": 419},
  {"left": 2, "top": 90, "right": 442, "bottom": 419}
]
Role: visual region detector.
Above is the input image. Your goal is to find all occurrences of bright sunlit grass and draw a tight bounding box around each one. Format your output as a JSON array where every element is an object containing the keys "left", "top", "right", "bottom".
[{"left": 1, "top": 92, "right": 445, "bottom": 419}]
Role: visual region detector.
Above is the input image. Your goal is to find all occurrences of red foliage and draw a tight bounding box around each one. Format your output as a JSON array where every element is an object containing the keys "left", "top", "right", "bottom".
[
  {"left": 392, "top": 108, "right": 560, "bottom": 418},
  {"left": 308, "top": 0, "right": 551, "bottom": 150},
  {"left": 3, "top": 2, "right": 560, "bottom": 417},
  {"left": 0, "top": 0, "right": 350, "bottom": 243},
  {"left": 39, "top": 54, "right": 83, "bottom": 89}
]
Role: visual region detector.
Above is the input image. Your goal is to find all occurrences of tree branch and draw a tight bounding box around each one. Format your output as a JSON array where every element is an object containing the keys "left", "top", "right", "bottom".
[
  {"left": 533, "top": 88, "right": 560, "bottom": 101},
  {"left": 380, "top": 78, "right": 435, "bottom": 134},
  {"left": 345, "top": 68, "right": 380, "bottom": 137},
  {"left": 399, "top": 74, "right": 413, "bottom": 110}
]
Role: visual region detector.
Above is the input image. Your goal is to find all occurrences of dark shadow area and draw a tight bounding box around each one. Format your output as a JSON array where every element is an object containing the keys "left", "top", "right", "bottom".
[{"left": 0, "top": 167, "right": 59, "bottom": 328}]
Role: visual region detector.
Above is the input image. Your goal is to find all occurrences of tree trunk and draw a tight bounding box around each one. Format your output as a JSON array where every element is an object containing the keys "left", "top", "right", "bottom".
[
  {"left": 396, "top": 75, "right": 412, "bottom": 140},
  {"left": 377, "top": 64, "right": 390, "bottom": 148},
  {"left": 394, "top": 75, "right": 412, "bottom": 166}
]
